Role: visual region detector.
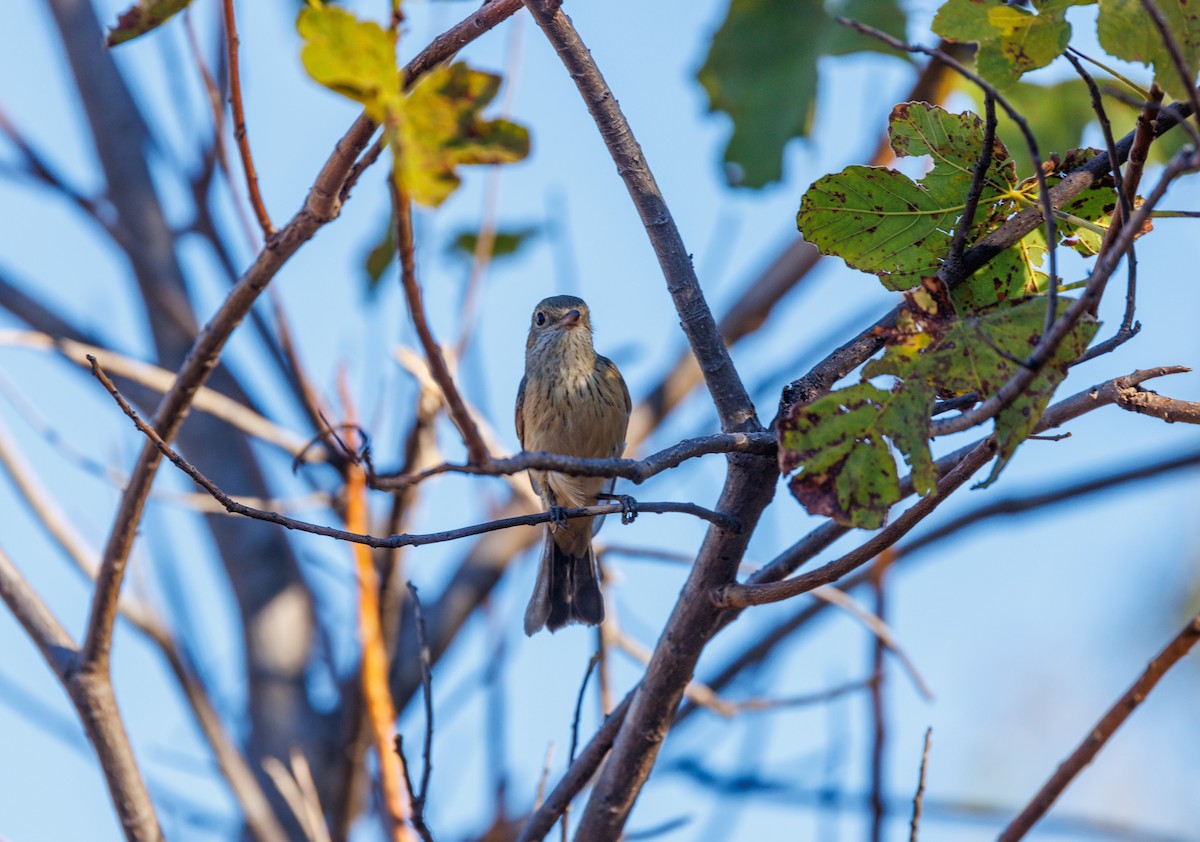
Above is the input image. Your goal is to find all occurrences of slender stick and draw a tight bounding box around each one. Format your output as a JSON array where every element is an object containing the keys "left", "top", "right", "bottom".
[
  {"left": 221, "top": 0, "right": 273, "bottom": 236},
  {"left": 371, "top": 431, "right": 776, "bottom": 488},
  {"left": 909, "top": 728, "right": 932, "bottom": 842},
  {"left": 391, "top": 180, "right": 490, "bottom": 464},
  {"left": 998, "top": 610, "right": 1200, "bottom": 841},
  {"left": 342, "top": 395, "right": 413, "bottom": 841}
]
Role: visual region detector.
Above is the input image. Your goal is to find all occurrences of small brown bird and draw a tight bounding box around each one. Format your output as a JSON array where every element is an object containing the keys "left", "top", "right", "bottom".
[{"left": 516, "top": 295, "right": 631, "bottom": 635}]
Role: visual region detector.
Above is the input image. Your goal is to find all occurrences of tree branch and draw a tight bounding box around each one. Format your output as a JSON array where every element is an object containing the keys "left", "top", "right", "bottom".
[
  {"left": 998, "top": 610, "right": 1200, "bottom": 841},
  {"left": 371, "top": 431, "right": 776, "bottom": 488},
  {"left": 221, "top": 0, "right": 273, "bottom": 237},
  {"left": 0, "top": 545, "right": 164, "bottom": 841}
]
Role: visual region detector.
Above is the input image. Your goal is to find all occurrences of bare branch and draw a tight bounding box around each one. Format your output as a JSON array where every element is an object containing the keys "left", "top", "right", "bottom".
[
  {"left": 391, "top": 181, "right": 490, "bottom": 465},
  {"left": 221, "top": 0, "right": 273, "bottom": 237},
  {"left": 371, "top": 431, "right": 776, "bottom": 489},
  {"left": 910, "top": 728, "right": 932, "bottom": 842},
  {"left": 0, "top": 545, "right": 163, "bottom": 842},
  {"left": 998, "top": 610, "right": 1200, "bottom": 841}
]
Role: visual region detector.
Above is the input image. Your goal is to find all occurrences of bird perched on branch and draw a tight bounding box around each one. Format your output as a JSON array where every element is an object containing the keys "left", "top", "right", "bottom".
[{"left": 516, "top": 295, "right": 631, "bottom": 635}]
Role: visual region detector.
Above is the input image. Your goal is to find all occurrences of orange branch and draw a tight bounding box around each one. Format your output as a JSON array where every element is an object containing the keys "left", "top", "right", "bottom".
[{"left": 341, "top": 382, "right": 414, "bottom": 842}]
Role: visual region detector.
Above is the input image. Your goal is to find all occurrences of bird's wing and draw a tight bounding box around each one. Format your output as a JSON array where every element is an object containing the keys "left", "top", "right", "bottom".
[{"left": 514, "top": 374, "right": 527, "bottom": 448}]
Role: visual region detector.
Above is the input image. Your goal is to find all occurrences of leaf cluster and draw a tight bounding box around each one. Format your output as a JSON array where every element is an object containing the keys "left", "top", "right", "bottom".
[{"left": 782, "top": 103, "right": 1118, "bottom": 528}]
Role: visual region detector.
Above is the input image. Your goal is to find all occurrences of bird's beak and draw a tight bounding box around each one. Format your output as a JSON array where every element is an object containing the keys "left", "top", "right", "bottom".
[{"left": 558, "top": 309, "right": 581, "bottom": 328}]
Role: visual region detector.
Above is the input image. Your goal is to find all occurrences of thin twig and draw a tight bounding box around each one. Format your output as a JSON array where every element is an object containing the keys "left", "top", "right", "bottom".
[
  {"left": 561, "top": 652, "right": 600, "bottom": 842},
  {"left": 390, "top": 180, "right": 489, "bottom": 464},
  {"left": 1064, "top": 51, "right": 1143, "bottom": 357},
  {"left": 716, "top": 439, "right": 997, "bottom": 608},
  {"left": 998, "top": 610, "right": 1200, "bottom": 841},
  {"left": 945, "top": 94, "right": 996, "bottom": 276},
  {"left": 221, "top": 0, "right": 273, "bottom": 236},
  {"left": 909, "top": 728, "right": 932, "bottom": 842},
  {"left": 868, "top": 552, "right": 891, "bottom": 842},
  {"left": 371, "top": 431, "right": 776, "bottom": 488},
  {"left": 407, "top": 583, "right": 435, "bottom": 819},
  {"left": 0, "top": 329, "right": 321, "bottom": 460}
]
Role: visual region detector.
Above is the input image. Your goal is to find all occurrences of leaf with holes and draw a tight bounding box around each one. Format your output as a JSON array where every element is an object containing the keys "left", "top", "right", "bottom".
[
  {"left": 867, "top": 292, "right": 1098, "bottom": 485},
  {"left": 797, "top": 102, "right": 1015, "bottom": 290},
  {"left": 779, "top": 382, "right": 937, "bottom": 530}
]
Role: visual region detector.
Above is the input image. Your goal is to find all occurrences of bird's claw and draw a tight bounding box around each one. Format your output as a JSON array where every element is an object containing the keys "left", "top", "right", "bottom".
[
  {"left": 616, "top": 494, "right": 638, "bottom": 525},
  {"left": 548, "top": 505, "right": 570, "bottom": 532}
]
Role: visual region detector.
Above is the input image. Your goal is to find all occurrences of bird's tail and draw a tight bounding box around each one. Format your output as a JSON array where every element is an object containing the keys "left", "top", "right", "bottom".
[{"left": 524, "top": 531, "right": 605, "bottom": 635}]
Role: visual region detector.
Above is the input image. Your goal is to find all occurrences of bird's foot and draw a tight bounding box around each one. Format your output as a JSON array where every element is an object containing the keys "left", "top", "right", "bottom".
[
  {"left": 547, "top": 505, "right": 570, "bottom": 532},
  {"left": 599, "top": 492, "right": 639, "bottom": 525}
]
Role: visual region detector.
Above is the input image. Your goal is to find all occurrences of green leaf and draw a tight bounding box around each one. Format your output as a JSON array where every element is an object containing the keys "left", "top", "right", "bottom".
[
  {"left": 779, "top": 382, "right": 936, "bottom": 529},
  {"left": 780, "top": 282, "right": 1097, "bottom": 527},
  {"left": 1098, "top": 0, "right": 1200, "bottom": 102},
  {"left": 447, "top": 226, "right": 540, "bottom": 260},
  {"left": 107, "top": 0, "right": 194, "bottom": 46},
  {"left": 959, "top": 78, "right": 1186, "bottom": 171},
  {"left": 797, "top": 102, "right": 1015, "bottom": 290},
  {"left": 392, "top": 63, "right": 530, "bottom": 208},
  {"left": 933, "top": 0, "right": 1088, "bottom": 88},
  {"left": 697, "top": 0, "right": 907, "bottom": 188},
  {"left": 867, "top": 291, "right": 1098, "bottom": 485},
  {"left": 297, "top": 4, "right": 401, "bottom": 123},
  {"left": 887, "top": 101, "right": 1016, "bottom": 203},
  {"left": 952, "top": 227, "right": 1049, "bottom": 310},
  {"left": 797, "top": 166, "right": 955, "bottom": 289}
]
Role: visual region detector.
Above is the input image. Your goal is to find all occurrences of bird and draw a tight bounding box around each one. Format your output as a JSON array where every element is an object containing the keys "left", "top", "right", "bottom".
[{"left": 516, "top": 295, "right": 631, "bottom": 635}]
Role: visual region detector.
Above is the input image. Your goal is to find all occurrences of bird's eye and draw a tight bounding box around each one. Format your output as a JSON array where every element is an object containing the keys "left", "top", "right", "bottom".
[{"left": 535, "top": 311, "right": 546, "bottom": 326}]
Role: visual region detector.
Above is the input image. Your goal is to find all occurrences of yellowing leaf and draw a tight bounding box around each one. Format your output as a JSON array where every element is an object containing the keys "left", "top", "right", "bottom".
[
  {"left": 298, "top": 5, "right": 400, "bottom": 123},
  {"left": 390, "top": 63, "right": 530, "bottom": 208},
  {"left": 932, "top": 0, "right": 1089, "bottom": 88}
]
